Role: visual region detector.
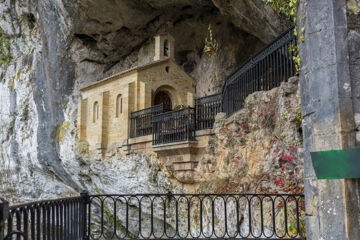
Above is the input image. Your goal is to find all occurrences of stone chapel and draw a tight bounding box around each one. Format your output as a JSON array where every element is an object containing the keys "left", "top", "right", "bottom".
[{"left": 77, "top": 33, "right": 197, "bottom": 151}]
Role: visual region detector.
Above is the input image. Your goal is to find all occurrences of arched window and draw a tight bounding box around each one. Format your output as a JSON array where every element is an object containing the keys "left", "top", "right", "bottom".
[
  {"left": 116, "top": 94, "right": 122, "bottom": 117},
  {"left": 93, "top": 101, "right": 99, "bottom": 123},
  {"left": 164, "top": 39, "right": 169, "bottom": 57}
]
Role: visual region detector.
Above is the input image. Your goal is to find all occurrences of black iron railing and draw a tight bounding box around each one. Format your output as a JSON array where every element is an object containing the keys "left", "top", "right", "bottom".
[
  {"left": 130, "top": 103, "right": 164, "bottom": 138},
  {"left": 0, "top": 193, "right": 88, "bottom": 240},
  {"left": 152, "top": 107, "right": 196, "bottom": 145},
  {"left": 194, "top": 93, "right": 222, "bottom": 130},
  {"left": 223, "top": 26, "right": 297, "bottom": 116},
  {"left": 1, "top": 193, "right": 306, "bottom": 240}
]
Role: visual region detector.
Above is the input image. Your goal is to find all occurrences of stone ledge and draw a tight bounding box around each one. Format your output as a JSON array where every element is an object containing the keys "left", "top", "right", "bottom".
[
  {"left": 152, "top": 140, "right": 198, "bottom": 152},
  {"left": 195, "top": 128, "right": 214, "bottom": 137},
  {"left": 128, "top": 135, "right": 152, "bottom": 145}
]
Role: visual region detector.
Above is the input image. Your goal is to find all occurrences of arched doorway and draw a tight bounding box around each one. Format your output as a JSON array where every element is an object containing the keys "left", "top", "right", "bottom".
[{"left": 154, "top": 91, "right": 172, "bottom": 111}]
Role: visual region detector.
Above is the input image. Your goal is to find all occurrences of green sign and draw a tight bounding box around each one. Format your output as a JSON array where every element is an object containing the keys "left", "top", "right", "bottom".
[{"left": 310, "top": 148, "right": 360, "bottom": 179}]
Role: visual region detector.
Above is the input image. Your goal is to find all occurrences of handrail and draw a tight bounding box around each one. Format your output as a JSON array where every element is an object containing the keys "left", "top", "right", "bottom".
[{"left": 130, "top": 103, "right": 163, "bottom": 119}]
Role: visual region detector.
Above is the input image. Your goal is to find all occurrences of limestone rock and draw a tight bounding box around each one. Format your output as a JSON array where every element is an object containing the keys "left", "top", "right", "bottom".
[
  {"left": 196, "top": 77, "right": 304, "bottom": 195},
  {"left": 212, "top": 0, "right": 290, "bottom": 43}
]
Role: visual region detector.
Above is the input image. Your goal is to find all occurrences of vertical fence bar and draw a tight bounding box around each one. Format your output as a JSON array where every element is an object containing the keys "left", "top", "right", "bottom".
[
  {"left": 23, "top": 208, "right": 28, "bottom": 240},
  {"left": 52, "top": 204, "right": 55, "bottom": 240},
  {"left": 30, "top": 208, "right": 35, "bottom": 240},
  {"left": 0, "top": 199, "right": 9, "bottom": 240},
  {"left": 80, "top": 191, "right": 89, "bottom": 240}
]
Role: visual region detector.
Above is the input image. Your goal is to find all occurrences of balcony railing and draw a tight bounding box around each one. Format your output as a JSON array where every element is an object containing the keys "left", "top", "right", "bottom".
[
  {"left": 0, "top": 193, "right": 306, "bottom": 240},
  {"left": 152, "top": 107, "right": 196, "bottom": 145},
  {"left": 194, "top": 93, "right": 222, "bottom": 131},
  {"left": 223, "top": 26, "right": 297, "bottom": 116},
  {"left": 130, "top": 103, "right": 164, "bottom": 138}
]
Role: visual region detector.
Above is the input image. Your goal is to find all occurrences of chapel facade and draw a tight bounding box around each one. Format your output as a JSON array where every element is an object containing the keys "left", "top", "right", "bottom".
[{"left": 77, "top": 33, "right": 197, "bottom": 151}]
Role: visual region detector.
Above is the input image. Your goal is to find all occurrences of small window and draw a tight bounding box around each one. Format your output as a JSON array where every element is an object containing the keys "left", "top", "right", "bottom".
[
  {"left": 165, "top": 66, "right": 169, "bottom": 73},
  {"left": 93, "top": 101, "right": 99, "bottom": 123},
  {"left": 164, "top": 39, "right": 169, "bottom": 56},
  {"left": 116, "top": 94, "right": 122, "bottom": 117}
]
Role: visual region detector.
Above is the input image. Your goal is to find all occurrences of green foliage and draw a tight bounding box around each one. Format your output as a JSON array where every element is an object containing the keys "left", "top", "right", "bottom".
[
  {"left": 281, "top": 112, "right": 288, "bottom": 120},
  {"left": 296, "top": 109, "right": 303, "bottom": 122},
  {"left": 289, "top": 43, "right": 300, "bottom": 72},
  {"left": 262, "top": 0, "right": 298, "bottom": 23},
  {"left": 0, "top": 28, "right": 12, "bottom": 65}
]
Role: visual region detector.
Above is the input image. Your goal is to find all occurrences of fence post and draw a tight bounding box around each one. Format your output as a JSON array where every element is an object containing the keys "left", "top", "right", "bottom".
[
  {"left": 186, "top": 107, "right": 190, "bottom": 141},
  {"left": 80, "top": 191, "right": 89, "bottom": 240},
  {"left": 0, "top": 198, "right": 9, "bottom": 240}
]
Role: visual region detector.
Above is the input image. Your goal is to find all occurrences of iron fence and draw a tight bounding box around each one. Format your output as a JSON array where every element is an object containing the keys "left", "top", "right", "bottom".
[
  {"left": 223, "top": 26, "right": 297, "bottom": 116},
  {"left": 1, "top": 193, "right": 306, "bottom": 240},
  {"left": 194, "top": 93, "right": 222, "bottom": 131},
  {"left": 0, "top": 193, "right": 87, "bottom": 240},
  {"left": 152, "top": 107, "right": 196, "bottom": 145},
  {"left": 130, "top": 103, "right": 164, "bottom": 138}
]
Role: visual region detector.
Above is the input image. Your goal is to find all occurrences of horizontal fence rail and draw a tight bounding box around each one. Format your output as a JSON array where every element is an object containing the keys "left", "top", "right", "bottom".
[
  {"left": 0, "top": 194, "right": 87, "bottom": 240},
  {"left": 1, "top": 193, "right": 306, "bottom": 240},
  {"left": 194, "top": 93, "right": 222, "bottom": 131},
  {"left": 152, "top": 107, "right": 196, "bottom": 145},
  {"left": 223, "top": 26, "right": 297, "bottom": 116},
  {"left": 130, "top": 103, "right": 164, "bottom": 138}
]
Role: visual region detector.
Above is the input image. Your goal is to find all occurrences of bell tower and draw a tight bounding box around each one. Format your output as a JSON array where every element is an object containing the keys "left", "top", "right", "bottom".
[{"left": 154, "top": 33, "right": 175, "bottom": 61}]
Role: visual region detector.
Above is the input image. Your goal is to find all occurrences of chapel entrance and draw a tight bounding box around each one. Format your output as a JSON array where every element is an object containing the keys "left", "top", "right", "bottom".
[{"left": 154, "top": 91, "right": 172, "bottom": 111}]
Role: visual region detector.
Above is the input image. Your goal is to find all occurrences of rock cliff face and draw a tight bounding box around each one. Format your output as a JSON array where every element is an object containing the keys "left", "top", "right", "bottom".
[
  {"left": 195, "top": 77, "right": 303, "bottom": 195},
  {"left": 0, "top": 0, "right": 291, "bottom": 204}
]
